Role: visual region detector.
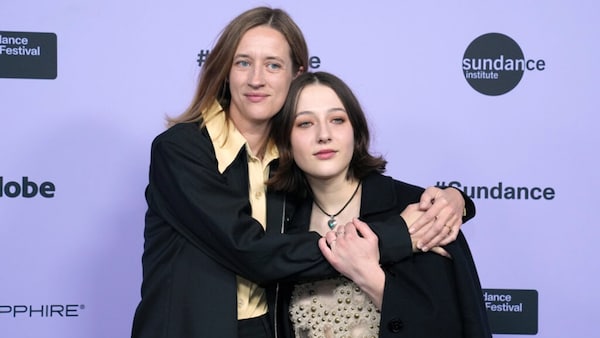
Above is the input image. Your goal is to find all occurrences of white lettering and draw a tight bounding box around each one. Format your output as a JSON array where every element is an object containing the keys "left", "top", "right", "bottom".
[
  {"left": 0, "top": 35, "right": 29, "bottom": 45},
  {"left": 485, "top": 302, "right": 523, "bottom": 312},
  {"left": 463, "top": 55, "right": 545, "bottom": 71},
  {"left": 0, "top": 45, "right": 41, "bottom": 56}
]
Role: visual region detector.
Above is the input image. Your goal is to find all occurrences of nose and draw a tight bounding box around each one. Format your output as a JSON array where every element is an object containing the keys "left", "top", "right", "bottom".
[
  {"left": 248, "top": 65, "right": 265, "bottom": 88},
  {"left": 317, "top": 122, "right": 332, "bottom": 144}
]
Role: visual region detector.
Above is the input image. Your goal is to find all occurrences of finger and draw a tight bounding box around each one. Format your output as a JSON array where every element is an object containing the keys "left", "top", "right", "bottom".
[
  {"left": 340, "top": 222, "right": 356, "bottom": 238},
  {"left": 418, "top": 186, "right": 440, "bottom": 209},
  {"left": 409, "top": 201, "right": 444, "bottom": 234},
  {"left": 318, "top": 237, "right": 337, "bottom": 263},
  {"left": 409, "top": 212, "right": 432, "bottom": 234},
  {"left": 421, "top": 231, "right": 447, "bottom": 252},
  {"left": 414, "top": 213, "right": 445, "bottom": 247},
  {"left": 422, "top": 218, "right": 460, "bottom": 250},
  {"left": 418, "top": 205, "right": 455, "bottom": 247},
  {"left": 430, "top": 211, "right": 459, "bottom": 244},
  {"left": 417, "top": 212, "right": 451, "bottom": 251},
  {"left": 335, "top": 223, "right": 353, "bottom": 241},
  {"left": 324, "top": 231, "right": 338, "bottom": 245},
  {"left": 419, "top": 221, "right": 450, "bottom": 251},
  {"left": 439, "top": 220, "right": 461, "bottom": 245},
  {"left": 430, "top": 246, "right": 452, "bottom": 259}
]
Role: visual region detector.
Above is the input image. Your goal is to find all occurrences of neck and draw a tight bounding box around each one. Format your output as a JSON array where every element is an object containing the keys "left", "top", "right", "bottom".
[
  {"left": 246, "top": 133, "right": 268, "bottom": 159},
  {"left": 230, "top": 116, "right": 271, "bottom": 159},
  {"left": 309, "top": 176, "right": 360, "bottom": 215}
]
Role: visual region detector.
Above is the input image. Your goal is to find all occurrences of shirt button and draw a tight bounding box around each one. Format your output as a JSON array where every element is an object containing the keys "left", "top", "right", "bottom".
[
  {"left": 387, "top": 318, "right": 404, "bottom": 333},
  {"left": 255, "top": 191, "right": 263, "bottom": 199}
]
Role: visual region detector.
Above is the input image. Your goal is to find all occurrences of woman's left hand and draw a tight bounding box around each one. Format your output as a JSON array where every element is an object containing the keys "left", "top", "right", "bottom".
[{"left": 407, "top": 187, "right": 465, "bottom": 251}]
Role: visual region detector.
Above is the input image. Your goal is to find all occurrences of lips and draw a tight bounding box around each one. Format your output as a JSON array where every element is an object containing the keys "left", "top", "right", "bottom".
[
  {"left": 245, "top": 93, "right": 268, "bottom": 103},
  {"left": 314, "top": 149, "right": 337, "bottom": 160}
]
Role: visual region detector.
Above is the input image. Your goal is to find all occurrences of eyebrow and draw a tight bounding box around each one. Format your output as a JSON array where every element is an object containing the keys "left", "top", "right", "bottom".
[
  {"left": 295, "top": 107, "right": 346, "bottom": 116},
  {"left": 234, "top": 53, "right": 285, "bottom": 63}
]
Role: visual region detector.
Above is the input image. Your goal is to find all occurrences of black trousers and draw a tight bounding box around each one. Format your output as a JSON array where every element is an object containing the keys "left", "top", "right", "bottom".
[{"left": 238, "top": 314, "right": 273, "bottom": 338}]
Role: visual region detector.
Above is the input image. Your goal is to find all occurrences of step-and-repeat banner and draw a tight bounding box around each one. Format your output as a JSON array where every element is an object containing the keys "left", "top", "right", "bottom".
[{"left": 1, "top": 1, "right": 598, "bottom": 337}]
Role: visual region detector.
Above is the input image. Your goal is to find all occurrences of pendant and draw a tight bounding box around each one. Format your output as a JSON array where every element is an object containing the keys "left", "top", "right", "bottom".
[{"left": 327, "top": 218, "right": 337, "bottom": 229}]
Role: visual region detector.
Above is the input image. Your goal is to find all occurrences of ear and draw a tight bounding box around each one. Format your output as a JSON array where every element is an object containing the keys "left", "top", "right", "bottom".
[{"left": 294, "top": 66, "right": 305, "bottom": 79}]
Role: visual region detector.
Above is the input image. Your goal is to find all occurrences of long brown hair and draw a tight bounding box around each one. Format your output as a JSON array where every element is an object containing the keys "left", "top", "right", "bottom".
[
  {"left": 167, "top": 7, "right": 309, "bottom": 127},
  {"left": 269, "top": 72, "right": 387, "bottom": 196}
]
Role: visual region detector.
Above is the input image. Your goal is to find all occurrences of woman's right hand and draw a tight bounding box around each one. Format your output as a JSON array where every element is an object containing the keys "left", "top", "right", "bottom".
[{"left": 318, "top": 219, "right": 385, "bottom": 309}]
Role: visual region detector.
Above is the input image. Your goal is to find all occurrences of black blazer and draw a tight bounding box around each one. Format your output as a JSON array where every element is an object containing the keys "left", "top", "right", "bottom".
[
  {"left": 131, "top": 123, "right": 435, "bottom": 337},
  {"left": 276, "top": 173, "right": 491, "bottom": 337}
]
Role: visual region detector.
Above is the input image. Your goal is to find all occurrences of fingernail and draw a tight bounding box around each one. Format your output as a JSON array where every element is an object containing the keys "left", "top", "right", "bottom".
[
  {"left": 408, "top": 227, "right": 414, "bottom": 234},
  {"left": 421, "top": 246, "right": 428, "bottom": 252}
]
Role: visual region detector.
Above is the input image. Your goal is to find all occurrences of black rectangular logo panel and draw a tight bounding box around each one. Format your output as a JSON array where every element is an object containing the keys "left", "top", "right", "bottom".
[
  {"left": 483, "top": 288, "right": 538, "bottom": 334},
  {"left": 0, "top": 31, "right": 57, "bottom": 79}
]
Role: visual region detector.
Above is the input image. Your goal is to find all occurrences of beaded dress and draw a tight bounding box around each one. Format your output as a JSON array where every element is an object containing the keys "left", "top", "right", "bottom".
[{"left": 289, "top": 276, "right": 380, "bottom": 338}]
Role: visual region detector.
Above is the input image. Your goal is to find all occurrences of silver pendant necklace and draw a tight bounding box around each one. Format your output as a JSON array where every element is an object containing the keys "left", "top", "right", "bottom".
[{"left": 313, "top": 181, "right": 362, "bottom": 229}]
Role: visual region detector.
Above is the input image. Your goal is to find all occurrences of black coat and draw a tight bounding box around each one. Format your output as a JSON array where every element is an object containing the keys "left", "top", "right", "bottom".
[
  {"left": 275, "top": 173, "right": 491, "bottom": 337},
  {"left": 131, "top": 123, "right": 436, "bottom": 337}
]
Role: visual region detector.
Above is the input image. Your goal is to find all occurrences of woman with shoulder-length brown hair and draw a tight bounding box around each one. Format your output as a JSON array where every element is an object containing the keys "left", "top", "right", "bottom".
[{"left": 269, "top": 71, "right": 490, "bottom": 338}]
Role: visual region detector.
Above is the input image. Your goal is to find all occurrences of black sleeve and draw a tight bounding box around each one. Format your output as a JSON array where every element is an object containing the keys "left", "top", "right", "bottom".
[
  {"left": 368, "top": 216, "right": 414, "bottom": 265},
  {"left": 145, "top": 125, "right": 334, "bottom": 285}
]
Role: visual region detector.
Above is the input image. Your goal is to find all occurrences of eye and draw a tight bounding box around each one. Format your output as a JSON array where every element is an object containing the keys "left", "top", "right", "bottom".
[
  {"left": 296, "top": 120, "right": 313, "bottom": 128},
  {"left": 331, "top": 117, "right": 346, "bottom": 124},
  {"left": 294, "top": 116, "right": 314, "bottom": 128},
  {"left": 267, "top": 62, "right": 282, "bottom": 71},
  {"left": 235, "top": 60, "right": 250, "bottom": 67}
]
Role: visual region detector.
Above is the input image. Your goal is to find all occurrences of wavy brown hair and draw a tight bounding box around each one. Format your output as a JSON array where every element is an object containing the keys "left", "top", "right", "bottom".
[
  {"left": 167, "top": 7, "right": 309, "bottom": 127},
  {"left": 268, "top": 72, "right": 387, "bottom": 196}
]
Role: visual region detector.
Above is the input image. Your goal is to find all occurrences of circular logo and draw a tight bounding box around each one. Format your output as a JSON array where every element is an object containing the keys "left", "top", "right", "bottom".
[{"left": 462, "top": 33, "right": 524, "bottom": 96}]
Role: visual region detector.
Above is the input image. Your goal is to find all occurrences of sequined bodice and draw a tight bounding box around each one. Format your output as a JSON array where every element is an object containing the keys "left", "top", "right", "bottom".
[{"left": 289, "top": 276, "right": 380, "bottom": 338}]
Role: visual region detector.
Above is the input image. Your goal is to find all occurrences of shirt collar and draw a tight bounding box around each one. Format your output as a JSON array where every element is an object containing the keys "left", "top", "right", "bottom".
[{"left": 205, "top": 101, "right": 279, "bottom": 173}]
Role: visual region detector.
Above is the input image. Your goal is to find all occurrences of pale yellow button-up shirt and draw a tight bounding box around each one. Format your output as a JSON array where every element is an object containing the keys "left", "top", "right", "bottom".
[{"left": 205, "top": 101, "right": 278, "bottom": 320}]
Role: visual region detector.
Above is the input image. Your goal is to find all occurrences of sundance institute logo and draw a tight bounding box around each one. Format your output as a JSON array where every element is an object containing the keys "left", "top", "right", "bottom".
[{"left": 462, "top": 33, "right": 545, "bottom": 96}]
